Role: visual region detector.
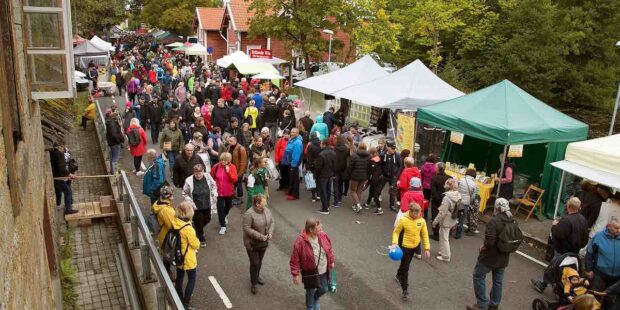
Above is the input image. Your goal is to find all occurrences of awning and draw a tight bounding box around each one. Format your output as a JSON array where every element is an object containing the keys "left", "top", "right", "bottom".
[
  {"left": 551, "top": 160, "right": 620, "bottom": 189},
  {"left": 252, "top": 71, "right": 285, "bottom": 80},
  {"left": 233, "top": 62, "right": 277, "bottom": 75}
]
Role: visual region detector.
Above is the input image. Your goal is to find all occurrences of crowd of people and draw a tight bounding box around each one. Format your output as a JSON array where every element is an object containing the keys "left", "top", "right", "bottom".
[{"left": 56, "top": 34, "right": 620, "bottom": 310}]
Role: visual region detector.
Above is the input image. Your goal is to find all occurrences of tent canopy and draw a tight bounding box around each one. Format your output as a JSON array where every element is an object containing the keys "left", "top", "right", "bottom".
[
  {"left": 216, "top": 51, "right": 251, "bottom": 68},
  {"left": 252, "top": 71, "right": 285, "bottom": 80},
  {"left": 232, "top": 62, "right": 277, "bottom": 75},
  {"left": 565, "top": 134, "right": 620, "bottom": 176},
  {"left": 253, "top": 57, "right": 289, "bottom": 65},
  {"left": 166, "top": 42, "right": 184, "bottom": 47},
  {"left": 332, "top": 59, "right": 464, "bottom": 110},
  {"left": 295, "top": 55, "right": 388, "bottom": 95},
  {"left": 73, "top": 40, "right": 109, "bottom": 56},
  {"left": 186, "top": 43, "right": 209, "bottom": 56},
  {"left": 90, "top": 35, "right": 115, "bottom": 51},
  {"left": 417, "top": 80, "right": 588, "bottom": 145}
]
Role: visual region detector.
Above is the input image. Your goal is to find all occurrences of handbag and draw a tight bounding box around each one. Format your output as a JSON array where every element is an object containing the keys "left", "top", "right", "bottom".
[
  {"left": 301, "top": 244, "right": 323, "bottom": 289},
  {"left": 304, "top": 171, "right": 316, "bottom": 190},
  {"left": 163, "top": 141, "right": 172, "bottom": 151}
]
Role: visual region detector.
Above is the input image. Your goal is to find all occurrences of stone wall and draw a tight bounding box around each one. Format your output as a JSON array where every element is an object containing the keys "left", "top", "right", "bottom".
[{"left": 0, "top": 0, "right": 60, "bottom": 308}]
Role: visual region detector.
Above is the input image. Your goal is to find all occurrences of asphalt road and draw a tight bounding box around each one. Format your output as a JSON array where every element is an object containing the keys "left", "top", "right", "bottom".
[{"left": 98, "top": 95, "right": 556, "bottom": 310}]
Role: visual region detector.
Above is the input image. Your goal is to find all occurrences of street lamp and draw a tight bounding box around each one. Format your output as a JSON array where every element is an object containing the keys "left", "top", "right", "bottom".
[
  {"left": 323, "top": 29, "right": 334, "bottom": 63},
  {"left": 610, "top": 40, "right": 620, "bottom": 136}
]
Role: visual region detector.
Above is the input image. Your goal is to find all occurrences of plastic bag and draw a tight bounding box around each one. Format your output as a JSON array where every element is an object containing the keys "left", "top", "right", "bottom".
[
  {"left": 266, "top": 159, "right": 279, "bottom": 180},
  {"left": 304, "top": 172, "right": 316, "bottom": 190}
]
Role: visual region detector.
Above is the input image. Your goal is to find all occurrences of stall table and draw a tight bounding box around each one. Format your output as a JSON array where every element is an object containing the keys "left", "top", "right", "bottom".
[{"left": 445, "top": 170, "right": 495, "bottom": 212}]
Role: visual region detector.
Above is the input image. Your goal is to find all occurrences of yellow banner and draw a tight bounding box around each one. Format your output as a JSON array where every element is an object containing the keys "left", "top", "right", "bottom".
[{"left": 396, "top": 113, "right": 415, "bottom": 152}]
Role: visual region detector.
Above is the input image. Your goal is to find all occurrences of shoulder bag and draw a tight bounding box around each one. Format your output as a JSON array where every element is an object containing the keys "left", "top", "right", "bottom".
[{"left": 301, "top": 240, "right": 323, "bottom": 289}]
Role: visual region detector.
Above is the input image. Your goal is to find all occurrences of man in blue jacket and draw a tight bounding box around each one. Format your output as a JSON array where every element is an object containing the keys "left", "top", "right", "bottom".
[
  {"left": 142, "top": 149, "right": 166, "bottom": 204},
  {"left": 586, "top": 217, "right": 620, "bottom": 305},
  {"left": 285, "top": 128, "right": 303, "bottom": 200}
]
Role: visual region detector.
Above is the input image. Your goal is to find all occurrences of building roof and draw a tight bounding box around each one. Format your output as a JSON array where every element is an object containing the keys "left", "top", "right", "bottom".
[
  {"left": 196, "top": 7, "right": 226, "bottom": 31},
  {"left": 227, "top": 0, "right": 254, "bottom": 32}
]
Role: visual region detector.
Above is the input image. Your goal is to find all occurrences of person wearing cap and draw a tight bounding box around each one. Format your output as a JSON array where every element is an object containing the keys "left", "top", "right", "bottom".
[
  {"left": 381, "top": 140, "right": 403, "bottom": 211},
  {"left": 456, "top": 169, "right": 480, "bottom": 238},
  {"left": 105, "top": 112, "right": 125, "bottom": 174},
  {"left": 182, "top": 163, "right": 218, "bottom": 247},
  {"left": 467, "top": 198, "right": 516, "bottom": 310}
]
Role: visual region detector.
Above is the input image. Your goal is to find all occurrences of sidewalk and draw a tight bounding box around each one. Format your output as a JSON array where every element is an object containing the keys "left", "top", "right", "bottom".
[{"left": 61, "top": 125, "right": 127, "bottom": 309}]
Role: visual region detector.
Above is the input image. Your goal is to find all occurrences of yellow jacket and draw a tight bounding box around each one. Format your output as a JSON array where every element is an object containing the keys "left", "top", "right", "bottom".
[
  {"left": 172, "top": 217, "right": 199, "bottom": 270},
  {"left": 392, "top": 215, "right": 430, "bottom": 250},
  {"left": 562, "top": 267, "right": 588, "bottom": 297},
  {"left": 151, "top": 199, "right": 175, "bottom": 246},
  {"left": 244, "top": 106, "right": 258, "bottom": 129},
  {"left": 83, "top": 103, "right": 96, "bottom": 120}
]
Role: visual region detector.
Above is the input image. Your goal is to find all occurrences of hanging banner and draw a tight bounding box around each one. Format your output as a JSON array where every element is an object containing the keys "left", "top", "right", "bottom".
[
  {"left": 508, "top": 144, "right": 524, "bottom": 157},
  {"left": 450, "top": 131, "right": 464, "bottom": 145},
  {"left": 396, "top": 113, "right": 415, "bottom": 152},
  {"left": 249, "top": 49, "right": 273, "bottom": 59}
]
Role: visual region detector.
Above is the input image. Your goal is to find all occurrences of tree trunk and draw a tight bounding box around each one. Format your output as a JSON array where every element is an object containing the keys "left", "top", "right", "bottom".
[{"left": 304, "top": 50, "right": 313, "bottom": 78}]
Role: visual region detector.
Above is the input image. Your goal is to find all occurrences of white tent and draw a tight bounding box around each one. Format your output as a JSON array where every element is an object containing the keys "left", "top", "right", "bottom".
[
  {"left": 332, "top": 59, "right": 464, "bottom": 110},
  {"left": 73, "top": 40, "right": 109, "bottom": 56},
  {"left": 186, "top": 43, "right": 209, "bottom": 56},
  {"left": 216, "top": 51, "right": 251, "bottom": 68},
  {"left": 90, "top": 35, "right": 115, "bottom": 51},
  {"left": 294, "top": 55, "right": 388, "bottom": 95},
  {"left": 166, "top": 42, "right": 184, "bottom": 47},
  {"left": 253, "top": 56, "right": 289, "bottom": 66},
  {"left": 252, "top": 71, "right": 285, "bottom": 80},
  {"left": 550, "top": 134, "right": 620, "bottom": 217}
]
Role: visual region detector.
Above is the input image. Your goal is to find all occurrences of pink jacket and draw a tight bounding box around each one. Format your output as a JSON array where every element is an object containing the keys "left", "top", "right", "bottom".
[
  {"left": 210, "top": 163, "right": 238, "bottom": 197},
  {"left": 421, "top": 162, "right": 437, "bottom": 190},
  {"left": 290, "top": 230, "right": 334, "bottom": 280}
]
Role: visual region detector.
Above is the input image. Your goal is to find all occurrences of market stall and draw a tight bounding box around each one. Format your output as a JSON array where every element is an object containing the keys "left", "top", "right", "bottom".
[
  {"left": 417, "top": 80, "right": 589, "bottom": 216},
  {"left": 73, "top": 40, "right": 110, "bottom": 68},
  {"left": 550, "top": 134, "right": 620, "bottom": 217},
  {"left": 90, "top": 35, "right": 115, "bottom": 52},
  {"left": 445, "top": 166, "right": 495, "bottom": 212}
]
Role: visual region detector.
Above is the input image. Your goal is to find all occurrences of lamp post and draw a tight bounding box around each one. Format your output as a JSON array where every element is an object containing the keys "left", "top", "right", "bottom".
[
  {"left": 323, "top": 29, "right": 334, "bottom": 63},
  {"left": 610, "top": 40, "right": 620, "bottom": 136}
]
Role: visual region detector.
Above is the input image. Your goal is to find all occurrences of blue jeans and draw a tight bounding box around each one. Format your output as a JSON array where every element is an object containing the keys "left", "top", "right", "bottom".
[
  {"left": 455, "top": 204, "right": 469, "bottom": 238},
  {"left": 334, "top": 175, "right": 346, "bottom": 204},
  {"left": 305, "top": 272, "right": 328, "bottom": 310},
  {"left": 318, "top": 177, "right": 332, "bottom": 212},
  {"left": 175, "top": 268, "right": 197, "bottom": 304},
  {"left": 110, "top": 144, "right": 121, "bottom": 174},
  {"left": 167, "top": 151, "right": 176, "bottom": 171},
  {"left": 54, "top": 180, "right": 73, "bottom": 211},
  {"left": 473, "top": 261, "right": 505, "bottom": 309}
]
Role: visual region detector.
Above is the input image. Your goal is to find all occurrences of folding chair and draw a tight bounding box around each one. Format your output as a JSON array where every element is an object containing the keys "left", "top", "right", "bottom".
[{"left": 514, "top": 185, "right": 545, "bottom": 222}]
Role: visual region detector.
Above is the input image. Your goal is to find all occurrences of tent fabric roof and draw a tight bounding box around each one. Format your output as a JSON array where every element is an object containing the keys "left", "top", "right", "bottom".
[
  {"left": 294, "top": 55, "right": 388, "bottom": 95},
  {"left": 196, "top": 7, "right": 226, "bottom": 31},
  {"left": 233, "top": 62, "right": 277, "bottom": 75},
  {"left": 564, "top": 134, "right": 620, "bottom": 177},
  {"left": 253, "top": 56, "right": 289, "bottom": 65},
  {"left": 186, "top": 43, "right": 209, "bottom": 56},
  {"left": 551, "top": 161, "right": 620, "bottom": 189},
  {"left": 216, "top": 51, "right": 251, "bottom": 68},
  {"left": 332, "top": 59, "right": 464, "bottom": 110},
  {"left": 252, "top": 71, "right": 285, "bottom": 80},
  {"left": 90, "top": 35, "right": 115, "bottom": 51},
  {"left": 73, "top": 40, "right": 109, "bottom": 56},
  {"left": 416, "top": 80, "right": 589, "bottom": 145}
]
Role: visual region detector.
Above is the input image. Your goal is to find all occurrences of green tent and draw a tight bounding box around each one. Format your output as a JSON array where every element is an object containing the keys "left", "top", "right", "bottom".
[{"left": 417, "top": 80, "right": 588, "bottom": 218}]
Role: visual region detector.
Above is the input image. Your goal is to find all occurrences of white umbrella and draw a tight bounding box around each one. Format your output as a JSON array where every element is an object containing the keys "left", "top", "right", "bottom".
[
  {"left": 252, "top": 71, "right": 285, "bottom": 80},
  {"left": 166, "top": 42, "right": 184, "bottom": 47},
  {"left": 186, "top": 43, "right": 209, "bottom": 56}
]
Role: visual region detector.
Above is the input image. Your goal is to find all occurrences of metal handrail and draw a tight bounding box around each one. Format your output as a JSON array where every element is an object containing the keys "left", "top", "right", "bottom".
[{"left": 94, "top": 100, "right": 184, "bottom": 309}]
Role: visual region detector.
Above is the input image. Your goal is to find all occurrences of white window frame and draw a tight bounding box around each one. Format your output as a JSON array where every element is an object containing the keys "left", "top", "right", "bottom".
[
  {"left": 24, "top": 0, "right": 74, "bottom": 100},
  {"left": 246, "top": 44, "right": 262, "bottom": 55}
]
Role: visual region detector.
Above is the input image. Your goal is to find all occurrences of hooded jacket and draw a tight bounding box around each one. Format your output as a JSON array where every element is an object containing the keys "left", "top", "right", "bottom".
[
  {"left": 347, "top": 149, "right": 370, "bottom": 181},
  {"left": 315, "top": 147, "right": 337, "bottom": 179},
  {"left": 478, "top": 212, "right": 514, "bottom": 269},
  {"left": 334, "top": 143, "right": 350, "bottom": 176},
  {"left": 421, "top": 162, "right": 437, "bottom": 189},
  {"left": 432, "top": 190, "right": 461, "bottom": 228},
  {"left": 211, "top": 105, "right": 231, "bottom": 130},
  {"left": 398, "top": 167, "right": 421, "bottom": 199},
  {"left": 143, "top": 155, "right": 166, "bottom": 199},
  {"left": 274, "top": 137, "right": 289, "bottom": 164},
  {"left": 586, "top": 228, "right": 620, "bottom": 277},
  {"left": 171, "top": 217, "right": 200, "bottom": 270},
  {"left": 127, "top": 124, "right": 147, "bottom": 157},
  {"left": 151, "top": 199, "right": 175, "bottom": 246},
  {"left": 305, "top": 136, "right": 322, "bottom": 173},
  {"left": 285, "top": 135, "right": 303, "bottom": 168},
  {"left": 105, "top": 118, "right": 125, "bottom": 146},
  {"left": 309, "top": 115, "right": 329, "bottom": 141},
  {"left": 159, "top": 126, "right": 183, "bottom": 152},
  {"left": 381, "top": 151, "right": 402, "bottom": 179}
]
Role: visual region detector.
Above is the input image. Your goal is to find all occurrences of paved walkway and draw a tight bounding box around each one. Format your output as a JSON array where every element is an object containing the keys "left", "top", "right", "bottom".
[{"left": 62, "top": 125, "right": 126, "bottom": 309}]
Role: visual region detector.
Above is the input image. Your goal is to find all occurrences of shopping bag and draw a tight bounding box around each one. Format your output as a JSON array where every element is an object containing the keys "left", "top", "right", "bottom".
[
  {"left": 304, "top": 172, "right": 316, "bottom": 190},
  {"left": 266, "top": 159, "right": 279, "bottom": 180}
]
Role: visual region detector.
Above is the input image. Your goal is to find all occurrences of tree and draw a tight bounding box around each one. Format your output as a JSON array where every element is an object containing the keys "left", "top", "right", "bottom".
[
  {"left": 140, "top": 0, "right": 219, "bottom": 35},
  {"left": 248, "top": 0, "right": 344, "bottom": 78},
  {"left": 71, "top": 0, "right": 126, "bottom": 36}
]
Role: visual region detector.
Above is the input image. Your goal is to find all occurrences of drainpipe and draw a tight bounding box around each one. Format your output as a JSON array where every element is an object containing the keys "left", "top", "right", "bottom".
[{"left": 267, "top": 37, "right": 271, "bottom": 50}]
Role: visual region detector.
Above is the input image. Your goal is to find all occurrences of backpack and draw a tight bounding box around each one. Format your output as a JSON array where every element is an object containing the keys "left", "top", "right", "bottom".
[
  {"left": 450, "top": 198, "right": 464, "bottom": 219},
  {"left": 497, "top": 220, "right": 523, "bottom": 253},
  {"left": 162, "top": 223, "right": 191, "bottom": 266},
  {"left": 128, "top": 128, "right": 141, "bottom": 146}
]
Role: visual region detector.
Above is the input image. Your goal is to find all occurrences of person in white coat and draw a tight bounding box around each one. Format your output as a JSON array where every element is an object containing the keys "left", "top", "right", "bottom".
[
  {"left": 432, "top": 178, "right": 461, "bottom": 262},
  {"left": 182, "top": 163, "right": 218, "bottom": 247}
]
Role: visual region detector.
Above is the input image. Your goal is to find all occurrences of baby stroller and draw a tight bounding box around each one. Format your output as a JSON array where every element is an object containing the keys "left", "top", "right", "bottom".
[{"left": 532, "top": 253, "right": 581, "bottom": 310}]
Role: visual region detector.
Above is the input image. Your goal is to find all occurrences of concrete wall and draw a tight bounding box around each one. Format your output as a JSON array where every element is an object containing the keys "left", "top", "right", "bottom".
[{"left": 0, "top": 0, "right": 60, "bottom": 308}]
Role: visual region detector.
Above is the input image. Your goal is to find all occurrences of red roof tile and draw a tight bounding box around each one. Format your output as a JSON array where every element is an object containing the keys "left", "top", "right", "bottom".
[
  {"left": 196, "top": 7, "right": 225, "bottom": 31},
  {"left": 228, "top": 0, "right": 255, "bottom": 32}
]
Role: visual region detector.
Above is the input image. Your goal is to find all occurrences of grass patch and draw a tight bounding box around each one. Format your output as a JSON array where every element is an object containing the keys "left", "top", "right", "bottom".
[
  {"left": 73, "top": 91, "right": 90, "bottom": 126},
  {"left": 60, "top": 226, "right": 78, "bottom": 310}
]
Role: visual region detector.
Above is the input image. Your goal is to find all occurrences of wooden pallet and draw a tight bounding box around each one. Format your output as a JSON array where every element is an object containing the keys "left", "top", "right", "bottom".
[{"left": 65, "top": 197, "right": 117, "bottom": 226}]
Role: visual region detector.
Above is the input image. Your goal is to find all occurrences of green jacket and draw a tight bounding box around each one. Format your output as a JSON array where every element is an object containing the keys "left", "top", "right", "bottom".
[{"left": 159, "top": 126, "right": 183, "bottom": 152}]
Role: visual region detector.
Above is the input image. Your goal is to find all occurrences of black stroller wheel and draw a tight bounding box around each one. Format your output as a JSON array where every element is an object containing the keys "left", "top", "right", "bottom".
[{"left": 532, "top": 298, "right": 549, "bottom": 310}]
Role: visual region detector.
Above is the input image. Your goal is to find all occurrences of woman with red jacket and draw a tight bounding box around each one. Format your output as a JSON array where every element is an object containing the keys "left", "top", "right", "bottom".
[
  {"left": 274, "top": 130, "right": 290, "bottom": 191},
  {"left": 210, "top": 152, "right": 238, "bottom": 235},
  {"left": 290, "top": 218, "right": 335, "bottom": 310},
  {"left": 126, "top": 118, "right": 148, "bottom": 174}
]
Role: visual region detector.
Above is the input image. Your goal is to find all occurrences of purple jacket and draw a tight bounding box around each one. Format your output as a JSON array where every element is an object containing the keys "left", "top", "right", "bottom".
[{"left": 421, "top": 162, "right": 437, "bottom": 190}]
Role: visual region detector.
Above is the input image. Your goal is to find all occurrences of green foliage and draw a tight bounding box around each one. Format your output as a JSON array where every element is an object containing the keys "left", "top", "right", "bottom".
[
  {"left": 60, "top": 226, "right": 78, "bottom": 310},
  {"left": 71, "top": 0, "right": 126, "bottom": 35},
  {"left": 347, "top": 0, "right": 402, "bottom": 60},
  {"left": 141, "top": 0, "right": 219, "bottom": 35}
]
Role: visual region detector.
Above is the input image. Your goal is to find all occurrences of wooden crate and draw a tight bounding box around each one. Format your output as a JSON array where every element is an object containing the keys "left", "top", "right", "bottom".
[
  {"left": 65, "top": 200, "right": 116, "bottom": 227},
  {"left": 99, "top": 195, "right": 117, "bottom": 214}
]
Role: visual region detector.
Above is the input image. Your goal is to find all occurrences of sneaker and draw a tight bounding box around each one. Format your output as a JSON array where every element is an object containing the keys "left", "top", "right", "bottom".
[
  {"left": 65, "top": 209, "right": 78, "bottom": 215},
  {"left": 257, "top": 278, "right": 265, "bottom": 285},
  {"left": 436, "top": 255, "right": 450, "bottom": 262},
  {"left": 318, "top": 210, "right": 330, "bottom": 215},
  {"left": 332, "top": 204, "right": 340, "bottom": 208},
  {"left": 312, "top": 198, "right": 318, "bottom": 203},
  {"left": 394, "top": 274, "right": 401, "bottom": 284},
  {"left": 251, "top": 285, "right": 257, "bottom": 295},
  {"left": 530, "top": 279, "right": 545, "bottom": 293},
  {"left": 396, "top": 201, "right": 401, "bottom": 206},
  {"left": 402, "top": 290, "right": 409, "bottom": 300},
  {"left": 354, "top": 205, "right": 362, "bottom": 213},
  {"left": 232, "top": 198, "right": 242, "bottom": 205},
  {"left": 136, "top": 171, "right": 145, "bottom": 176},
  {"left": 219, "top": 227, "right": 227, "bottom": 235},
  {"left": 373, "top": 208, "right": 384, "bottom": 215},
  {"left": 286, "top": 196, "right": 298, "bottom": 201},
  {"left": 414, "top": 254, "right": 422, "bottom": 259},
  {"left": 363, "top": 203, "right": 370, "bottom": 209},
  {"left": 389, "top": 205, "right": 398, "bottom": 212},
  {"left": 473, "top": 229, "right": 480, "bottom": 234}
]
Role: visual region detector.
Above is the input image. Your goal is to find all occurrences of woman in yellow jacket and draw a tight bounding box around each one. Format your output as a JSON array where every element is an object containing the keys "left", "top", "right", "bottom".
[
  {"left": 151, "top": 185, "right": 175, "bottom": 270},
  {"left": 244, "top": 100, "right": 259, "bottom": 131},
  {"left": 174, "top": 201, "right": 200, "bottom": 310},
  {"left": 81, "top": 99, "right": 97, "bottom": 129},
  {"left": 391, "top": 202, "right": 431, "bottom": 300}
]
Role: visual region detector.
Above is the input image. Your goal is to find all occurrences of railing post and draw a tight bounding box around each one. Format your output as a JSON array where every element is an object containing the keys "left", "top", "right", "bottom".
[
  {"left": 156, "top": 286, "right": 167, "bottom": 310},
  {"left": 141, "top": 245, "right": 156, "bottom": 283},
  {"left": 130, "top": 216, "right": 140, "bottom": 249},
  {"left": 116, "top": 174, "right": 123, "bottom": 201},
  {"left": 124, "top": 193, "right": 131, "bottom": 222}
]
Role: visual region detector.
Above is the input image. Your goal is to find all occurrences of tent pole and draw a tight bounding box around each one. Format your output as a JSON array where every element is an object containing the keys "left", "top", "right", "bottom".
[
  {"left": 553, "top": 170, "right": 566, "bottom": 219},
  {"left": 496, "top": 145, "right": 508, "bottom": 196}
]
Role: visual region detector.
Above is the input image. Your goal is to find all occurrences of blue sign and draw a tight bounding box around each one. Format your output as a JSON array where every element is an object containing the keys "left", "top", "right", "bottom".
[{"left": 207, "top": 47, "right": 214, "bottom": 54}]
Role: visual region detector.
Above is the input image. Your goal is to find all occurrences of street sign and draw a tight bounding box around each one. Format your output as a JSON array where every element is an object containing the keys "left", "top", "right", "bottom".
[
  {"left": 249, "top": 49, "right": 273, "bottom": 59},
  {"left": 207, "top": 47, "right": 214, "bottom": 54}
]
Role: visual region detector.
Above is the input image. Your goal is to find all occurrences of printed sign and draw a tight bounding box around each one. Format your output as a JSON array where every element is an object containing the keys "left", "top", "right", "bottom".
[
  {"left": 396, "top": 113, "right": 415, "bottom": 152},
  {"left": 508, "top": 144, "right": 524, "bottom": 158},
  {"left": 249, "top": 49, "right": 273, "bottom": 59},
  {"left": 450, "top": 131, "right": 464, "bottom": 145}
]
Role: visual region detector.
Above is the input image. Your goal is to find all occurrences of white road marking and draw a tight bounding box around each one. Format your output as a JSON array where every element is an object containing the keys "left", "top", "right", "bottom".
[
  {"left": 209, "top": 276, "right": 233, "bottom": 309},
  {"left": 516, "top": 250, "right": 548, "bottom": 268}
]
